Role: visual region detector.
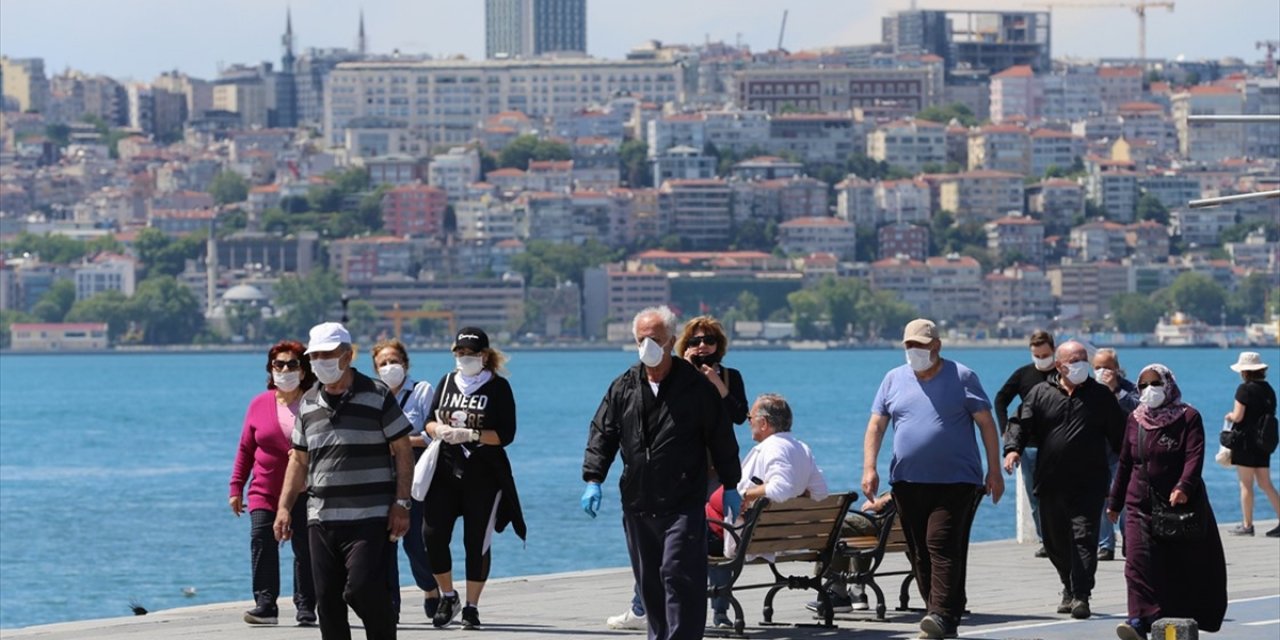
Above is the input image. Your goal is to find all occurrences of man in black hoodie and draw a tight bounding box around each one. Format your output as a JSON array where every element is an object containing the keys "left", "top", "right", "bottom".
[
  {"left": 581, "top": 306, "right": 741, "bottom": 640},
  {"left": 1003, "top": 340, "right": 1126, "bottom": 621},
  {"left": 993, "top": 329, "right": 1057, "bottom": 557}
]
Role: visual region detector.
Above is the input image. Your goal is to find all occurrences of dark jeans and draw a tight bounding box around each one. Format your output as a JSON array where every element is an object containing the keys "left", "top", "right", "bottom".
[
  {"left": 891, "top": 482, "right": 982, "bottom": 623},
  {"left": 310, "top": 520, "right": 397, "bottom": 640},
  {"left": 249, "top": 499, "right": 314, "bottom": 611},
  {"left": 623, "top": 505, "right": 707, "bottom": 640},
  {"left": 1039, "top": 487, "right": 1105, "bottom": 599},
  {"left": 389, "top": 496, "right": 437, "bottom": 613}
]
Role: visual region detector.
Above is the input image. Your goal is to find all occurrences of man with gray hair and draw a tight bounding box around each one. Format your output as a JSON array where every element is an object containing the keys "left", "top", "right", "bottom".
[
  {"left": 581, "top": 306, "right": 741, "bottom": 640},
  {"left": 1003, "top": 340, "right": 1126, "bottom": 621}
]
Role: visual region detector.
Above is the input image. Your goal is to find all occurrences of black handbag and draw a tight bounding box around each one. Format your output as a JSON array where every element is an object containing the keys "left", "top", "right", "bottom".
[{"left": 1139, "top": 426, "right": 1206, "bottom": 542}]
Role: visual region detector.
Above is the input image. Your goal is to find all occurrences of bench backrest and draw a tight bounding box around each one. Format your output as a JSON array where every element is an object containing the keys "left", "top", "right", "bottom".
[{"left": 742, "top": 492, "right": 854, "bottom": 562}]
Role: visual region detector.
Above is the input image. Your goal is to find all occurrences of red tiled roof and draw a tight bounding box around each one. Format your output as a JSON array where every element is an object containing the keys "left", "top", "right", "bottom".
[
  {"left": 1098, "top": 67, "right": 1141, "bottom": 78},
  {"left": 993, "top": 65, "right": 1034, "bottom": 79},
  {"left": 779, "top": 216, "right": 852, "bottom": 228}
]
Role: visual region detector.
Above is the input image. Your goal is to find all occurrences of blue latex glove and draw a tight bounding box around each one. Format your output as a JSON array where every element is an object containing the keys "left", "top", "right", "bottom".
[
  {"left": 722, "top": 488, "right": 742, "bottom": 523},
  {"left": 581, "top": 482, "right": 602, "bottom": 518}
]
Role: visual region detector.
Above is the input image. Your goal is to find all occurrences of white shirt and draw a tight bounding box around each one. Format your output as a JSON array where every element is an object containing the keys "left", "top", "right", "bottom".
[{"left": 737, "top": 431, "right": 829, "bottom": 504}]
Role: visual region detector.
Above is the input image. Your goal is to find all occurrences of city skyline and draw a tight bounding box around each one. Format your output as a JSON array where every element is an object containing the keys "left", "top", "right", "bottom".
[{"left": 1, "top": 0, "right": 1276, "bottom": 81}]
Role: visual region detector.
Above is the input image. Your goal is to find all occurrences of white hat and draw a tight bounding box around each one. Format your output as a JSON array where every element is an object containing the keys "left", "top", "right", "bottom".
[
  {"left": 305, "top": 322, "right": 351, "bottom": 354},
  {"left": 1230, "top": 351, "right": 1268, "bottom": 372}
]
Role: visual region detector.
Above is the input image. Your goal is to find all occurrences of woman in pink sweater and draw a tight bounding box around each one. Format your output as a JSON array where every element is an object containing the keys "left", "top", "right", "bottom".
[{"left": 229, "top": 340, "right": 317, "bottom": 626}]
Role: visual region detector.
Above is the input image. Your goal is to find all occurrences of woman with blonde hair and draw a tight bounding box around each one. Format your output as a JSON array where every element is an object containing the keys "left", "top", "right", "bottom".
[{"left": 1223, "top": 351, "right": 1279, "bottom": 537}]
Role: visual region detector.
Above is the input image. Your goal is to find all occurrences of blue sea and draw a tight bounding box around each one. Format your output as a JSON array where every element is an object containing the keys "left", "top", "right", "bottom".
[{"left": 1, "top": 346, "right": 1277, "bottom": 629}]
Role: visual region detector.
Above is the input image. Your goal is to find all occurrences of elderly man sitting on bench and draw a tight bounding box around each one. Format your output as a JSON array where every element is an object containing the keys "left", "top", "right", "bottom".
[{"left": 706, "top": 393, "right": 829, "bottom": 629}]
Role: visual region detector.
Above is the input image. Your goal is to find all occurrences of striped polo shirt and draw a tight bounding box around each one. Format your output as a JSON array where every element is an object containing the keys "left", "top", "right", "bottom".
[{"left": 293, "top": 368, "right": 412, "bottom": 524}]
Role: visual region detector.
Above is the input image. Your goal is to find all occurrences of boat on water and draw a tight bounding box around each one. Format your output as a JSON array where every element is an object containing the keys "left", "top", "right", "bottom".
[{"left": 1154, "top": 312, "right": 1228, "bottom": 348}]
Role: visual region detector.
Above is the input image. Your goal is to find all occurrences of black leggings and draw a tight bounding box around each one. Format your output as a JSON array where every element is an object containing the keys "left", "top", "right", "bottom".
[{"left": 422, "top": 464, "right": 503, "bottom": 583}]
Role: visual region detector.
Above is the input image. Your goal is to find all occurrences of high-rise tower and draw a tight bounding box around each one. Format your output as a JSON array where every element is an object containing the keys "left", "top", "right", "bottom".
[{"left": 485, "top": 0, "right": 586, "bottom": 59}]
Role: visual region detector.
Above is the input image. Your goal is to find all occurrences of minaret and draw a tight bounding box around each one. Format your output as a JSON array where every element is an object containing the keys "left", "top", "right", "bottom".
[
  {"left": 281, "top": 7, "right": 296, "bottom": 73},
  {"left": 275, "top": 7, "right": 298, "bottom": 128},
  {"left": 357, "top": 9, "right": 367, "bottom": 57}
]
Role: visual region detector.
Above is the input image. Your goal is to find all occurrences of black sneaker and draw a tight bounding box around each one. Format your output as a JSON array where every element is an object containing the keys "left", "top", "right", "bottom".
[
  {"left": 243, "top": 603, "right": 279, "bottom": 625},
  {"left": 296, "top": 609, "right": 317, "bottom": 627},
  {"left": 1056, "top": 591, "right": 1073, "bottom": 614},
  {"left": 1266, "top": 525, "right": 1280, "bottom": 538},
  {"left": 461, "top": 605, "right": 481, "bottom": 630},
  {"left": 424, "top": 596, "right": 440, "bottom": 620},
  {"left": 1098, "top": 548, "right": 1115, "bottom": 561},
  {"left": 1071, "top": 597, "right": 1091, "bottom": 620},
  {"left": 918, "top": 612, "right": 957, "bottom": 639},
  {"left": 804, "top": 589, "right": 854, "bottom": 613},
  {"left": 433, "top": 593, "right": 461, "bottom": 628}
]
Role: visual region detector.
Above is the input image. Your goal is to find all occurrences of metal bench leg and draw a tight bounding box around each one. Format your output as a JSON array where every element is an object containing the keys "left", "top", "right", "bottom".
[
  {"left": 898, "top": 573, "right": 915, "bottom": 612},
  {"left": 761, "top": 585, "right": 785, "bottom": 624},
  {"left": 866, "top": 578, "right": 888, "bottom": 620},
  {"left": 729, "top": 595, "right": 746, "bottom": 636}
]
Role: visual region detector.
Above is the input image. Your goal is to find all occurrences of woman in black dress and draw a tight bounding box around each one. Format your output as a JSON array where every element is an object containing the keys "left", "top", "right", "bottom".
[
  {"left": 1223, "top": 351, "right": 1279, "bottom": 537},
  {"left": 1108, "top": 364, "right": 1226, "bottom": 640}
]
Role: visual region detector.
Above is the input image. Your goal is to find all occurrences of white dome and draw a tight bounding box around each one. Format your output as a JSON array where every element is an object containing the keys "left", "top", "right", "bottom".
[{"left": 223, "top": 284, "right": 267, "bottom": 302}]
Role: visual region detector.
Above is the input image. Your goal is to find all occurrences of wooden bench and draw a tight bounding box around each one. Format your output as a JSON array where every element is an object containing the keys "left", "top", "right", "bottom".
[
  {"left": 825, "top": 501, "right": 917, "bottom": 620},
  {"left": 707, "top": 491, "right": 856, "bottom": 635}
]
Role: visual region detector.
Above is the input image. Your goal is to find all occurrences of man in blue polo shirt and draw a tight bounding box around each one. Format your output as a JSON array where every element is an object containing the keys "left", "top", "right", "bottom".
[{"left": 861, "top": 318, "right": 1004, "bottom": 640}]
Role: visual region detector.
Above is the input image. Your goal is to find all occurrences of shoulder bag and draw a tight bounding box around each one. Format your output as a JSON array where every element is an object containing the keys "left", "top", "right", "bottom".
[{"left": 1139, "top": 425, "right": 1206, "bottom": 542}]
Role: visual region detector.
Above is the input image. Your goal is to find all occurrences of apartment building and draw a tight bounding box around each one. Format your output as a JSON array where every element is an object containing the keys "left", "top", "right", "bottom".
[
  {"left": 735, "top": 66, "right": 940, "bottom": 118},
  {"left": 582, "top": 263, "right": 670, "bottom": 339},
  {"left": 867, "top": 119, "right": 945, "bottom": 173},
  {"left": 926, "top": 254, "right": 985, "bottom": 324},
  {"left": 1069, "top": 220, "right": 1128, "bottom": 262},
  {"left": 983, "top": 265, "right": 1054, "bottom": 324},
  {"left": 877, "top": 222, "right": 929, "bottom": 262},
  {"left": 1172, "top": 85, "right": 1244, "bottom": 163},
  {"left": 427, "top": 147, "right": 481, "bottom": 201},
  {"left": 659, "top": 179, "right": 732, "bottom": 248},
  {"left": 968, "top": 125, "right": 1031, "bottom": 175},
  {"left": 777, "top": 217, "right": 857, "bottom": 259},
  {"left": 329, "top": 236, "right": 413, "bottom": 282},
  {"left": 1029, "top": 129, "right": 1085, "bottom": 177},
  {"left": 1048, "top": 260, "right": 1130, "bottom": 319},
  {"left": 986, "top": 214, "right": 1045, "bottom": 265},
  {"left": 381, "top": 184, "right": 447, "bottom": 237},
  {"left": 869, "top": 255, "right": 931, "bottom": 314},
  {"left": 937, "top": 170, "right": 1024, "bottom": 224}
]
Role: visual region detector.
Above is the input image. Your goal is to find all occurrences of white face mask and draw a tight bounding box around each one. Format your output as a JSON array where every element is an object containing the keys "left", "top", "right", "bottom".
[
  {"left": 1032, "top": 355, "right": 1055, "bottom": 371},
  {"left": 273, "top": 370, "right": 301, "bottom": 392},
  {"left": 378, "top": 363, "right": 406, "bottom": 389},
  {"left": 638, "top": 337, "right": 665, "bottom": 368},
  {"left": 905, "top": 348, "right": 933, "bottom": 372},
  {"left": 312, "top": 357, "right": 345, "bottom": 385},
  {"left": 1063, "top": 360, "right": 1091, "bottom": 385},
  {"left": 1140, "top": 386, "right": 1166, "bottom": 409},
  {"left": 456, "top": 355, "right": 484, "bottom": 377}
]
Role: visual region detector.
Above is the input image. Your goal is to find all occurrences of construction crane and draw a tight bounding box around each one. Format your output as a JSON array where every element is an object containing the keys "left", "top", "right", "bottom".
[
  {"left": 1025, "top": 1, "right": 1175, "bottom": 62},
  {"left": 1259, "top": 40, "right": 1279, "bottom": 76}
]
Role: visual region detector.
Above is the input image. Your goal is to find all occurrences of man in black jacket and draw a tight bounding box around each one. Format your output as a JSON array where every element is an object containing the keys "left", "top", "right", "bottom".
[
  {"left": 1002, "top": 340, "right": 1126, "bottom": 621},
  {"left": 581, "top": 306, "right": 741, "bottom": 640},
  {"left": 993, "top": 329, "right": 1056, "bottom": 557}
]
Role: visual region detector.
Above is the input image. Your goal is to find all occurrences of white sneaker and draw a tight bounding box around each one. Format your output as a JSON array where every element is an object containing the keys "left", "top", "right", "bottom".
[{"left": 606, "top": 608, "right": 647, "bottom": 630}]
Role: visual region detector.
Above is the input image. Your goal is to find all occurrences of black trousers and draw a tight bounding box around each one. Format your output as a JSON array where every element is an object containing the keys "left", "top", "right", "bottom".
[
  {"left": 1039, "top": 487, "right": 1105, "bottom": 599},
  {"left": 248, "top": 498, "right": 314, "bottom": 611},
  {"left": 623, "top": 504, "right": 707, "bottom": 640},
  {"left": 891, "top": 482, "right": 982, "bottom": 622},
  {"left": 309, "top": 520, "right": 397, "bottom": 640},
  {"left": 422, "top": 463, "right": 502, "bottom": 583}
]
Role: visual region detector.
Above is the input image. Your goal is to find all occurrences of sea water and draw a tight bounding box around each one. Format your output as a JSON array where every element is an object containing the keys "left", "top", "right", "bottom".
[{"left": 1, "top": 346, "right": 1276, "bottom": 628}]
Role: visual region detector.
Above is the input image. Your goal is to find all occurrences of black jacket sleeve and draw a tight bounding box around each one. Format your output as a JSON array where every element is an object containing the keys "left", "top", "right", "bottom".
[
  {"left": 486, "top": 377, "right": 517, "bottom": 446},
  {"left": 1100, "top": 385, "right": 1126, "bottom": 455},
  {"left": 1006, "top": 385, "right": 1036, "bottom": 455},
  {"left": 582, "top": 375, "right": 625, "bottom": 484},
  {"left": 705, "top": 378, "right": 742, "bottom": 488},
  {"left": 994, "top": 368, "right": 1022, "bottom": 434},
  {"left": 724, "top": 367, "right": 749, "bottom": 425}
]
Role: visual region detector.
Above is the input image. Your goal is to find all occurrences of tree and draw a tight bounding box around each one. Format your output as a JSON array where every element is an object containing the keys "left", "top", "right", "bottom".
[
  {"left": 269, "top": 269, "right": 342, "bottom": 339},
  {"left": 787, "top": 289, "right": 824, "bottom": 339},
  {"left": 509, "top": 239, "right": 621, "bottom": 288},
  {"left": 44, "top": 123, "right": 72, "bottom": 148},
  {"left": 0, "top": 309, "right": 35, "bottom": 348},
  {"left": 619, "top": 139, "right": 652, "bottom": 187},
  {"left": 1228, "top": 272, "right": 1275, "bottom": 325},
  {"left": 735, "top": 291, "right": 761, "bottom": 322},
  {"left": 208, "top": 170, "right": 249, "bottom": 205},
  {"left": 915, "top": 103, "right": 978, "bottom": 127},
  {"left": 65, "top": 289, "right": 132, "bottom": 340},
  {"left": 1109, "top": 292, "right": 1163, "bottom": 333},
  {"left": 1135, "top": 193, "right": 1170, "bottom": 225},
  {"left": 134, "top": 227, "right": 204, "bottom": 278},
  {"left": 497, "top": 135, "right": 571, "bottom": 169},
  {"left": 31, "top": 279, "right": 77, "bottom": 322},
  {"left": 346, "top": 299, "right": 381, "bottom": 341},
  {"left": 5, "top": 232, "right": 89, "bottom": 264},
  {"left": 1164, "top": 272, "right": 1227, "bottom": 323},
  {"left": 128, "top": 276, "right": 203, "bottom": 344}
]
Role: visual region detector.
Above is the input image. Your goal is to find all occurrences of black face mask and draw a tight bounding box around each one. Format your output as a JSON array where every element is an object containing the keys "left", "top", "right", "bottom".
[{"left": 690, "top": 353, "right": 721, "bottom": 368}]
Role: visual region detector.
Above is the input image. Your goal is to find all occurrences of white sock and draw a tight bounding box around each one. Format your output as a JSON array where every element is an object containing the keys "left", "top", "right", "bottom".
[{"left": 443, "top": 590, "right": 457, "bottom": 598}]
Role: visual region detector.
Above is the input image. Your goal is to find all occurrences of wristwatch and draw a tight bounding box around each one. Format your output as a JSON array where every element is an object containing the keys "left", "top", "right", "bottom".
[{"left": 394, "top": 498, "right": 412, "bottom": 510}]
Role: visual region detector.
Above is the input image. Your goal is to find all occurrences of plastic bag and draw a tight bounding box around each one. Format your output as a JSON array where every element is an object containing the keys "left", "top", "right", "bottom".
[{"left": 1214, "top": 444, "right": 1233, "bottom": 468}]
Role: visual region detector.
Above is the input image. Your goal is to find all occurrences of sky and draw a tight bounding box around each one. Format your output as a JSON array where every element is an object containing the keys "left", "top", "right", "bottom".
[{"left": 1, "top": 0, "right": 1277, "bottom": 81}]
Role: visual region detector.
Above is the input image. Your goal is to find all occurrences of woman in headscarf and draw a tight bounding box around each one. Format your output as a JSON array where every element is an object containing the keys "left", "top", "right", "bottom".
[{"left": 1108, "top": 364, "right": 1227, "bottom": 640}]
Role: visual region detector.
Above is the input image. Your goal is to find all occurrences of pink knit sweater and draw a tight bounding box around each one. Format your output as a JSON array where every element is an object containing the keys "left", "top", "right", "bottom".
[{"left": 229, "top": 390, "right": 297, "bottom": 512}]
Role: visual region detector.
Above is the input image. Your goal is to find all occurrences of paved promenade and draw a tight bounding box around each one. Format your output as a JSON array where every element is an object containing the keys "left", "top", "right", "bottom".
[{"left": 6, "top": 521, "right": 1278, "bottom": 639}]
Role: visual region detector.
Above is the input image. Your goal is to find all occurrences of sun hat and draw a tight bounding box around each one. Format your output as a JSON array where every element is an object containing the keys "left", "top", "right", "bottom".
[
  {"left": 1229, "top": 351, "right": 1268, "bottom": 372},
  {"left": 305, "top": 322, "right": 351, "bottom": 354}
]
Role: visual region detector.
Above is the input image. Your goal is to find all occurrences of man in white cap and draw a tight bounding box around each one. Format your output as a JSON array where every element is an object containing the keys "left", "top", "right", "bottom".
[
  {"left": 861, "top": 318, "right": 1004, "bottom": 640},
  {"left": 274, "top": 322, "right": 415, "bottom": 640}
]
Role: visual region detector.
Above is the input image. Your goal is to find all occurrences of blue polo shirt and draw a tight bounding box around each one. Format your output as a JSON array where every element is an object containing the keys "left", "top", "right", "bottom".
[{"left": 871, "top": 360, "right": 991, "bottom": 486}]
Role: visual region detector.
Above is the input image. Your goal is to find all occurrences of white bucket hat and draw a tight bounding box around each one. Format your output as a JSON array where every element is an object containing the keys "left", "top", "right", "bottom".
[{"left": 1229, "top": 351, "right": 1268, "bottom": 372}]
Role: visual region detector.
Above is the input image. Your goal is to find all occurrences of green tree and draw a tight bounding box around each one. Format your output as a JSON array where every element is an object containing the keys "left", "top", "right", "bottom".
[
  {"left": 0, "top": 309, "right": 35, "bottom": 348},
  {"left": 497, "top": 135, "right": 571, "bottom": 169},
  {"left": 134, "top": 227, "right": 204, "bottom": 278},
  {"left": 1164, "top": 272, "right": 1227, "bottom": 322},
  {"left": 128, "top": 276, "right": 203, "bottom": 344},
  {"left": 44, "top": 123, "right": 72, "bottom": 148},
  {"left": 787, "top": 289, "right": 824, "bottom": 339},
  {"left": 915, "top": 103, "right": 978, "bottom": 127},
  {"left": 4, "top": 232, "right": 89, "bottom": 264},
  {"left": 345, "top": 299, "right": 381, "bottom": 341},
  {"left": 857, "top": 289, "right": 917, "bottom": 340},
  {"left": 1228, "top": 272, "right": 1275, "bottom": 324},
  {"left": 619, "top": 139, "right": 652, "bottom": 187},
  {"left": 1109, "top": 292, "right": 1164, "bottom": 333},
  {"left": 510, "top": 239, "right": 621, "bottom": 288},
  {"left": 65, "top": 289, "right": 132, "bottom": 340},
  {"left": 208, "top": 170, "right": 249, "bottom": 205},
  {"left": 31, "top": 279, "right": 77, "bottom": 322},
  {"left": 269, "top": 269, "right": 342, "bottom": 339},
  {"left": 1136, "top": 193, "right": 1170, "bottom": 225},
  {"left": 736, "top": 291, "right": 761, "bottom": 322}
]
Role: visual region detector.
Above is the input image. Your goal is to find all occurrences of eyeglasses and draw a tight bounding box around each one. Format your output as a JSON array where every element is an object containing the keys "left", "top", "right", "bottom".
[
  {"left": 1137, "top": 380, "right": 1164, "bottom": 390},
  {"left": 272, "top": 359, "right": 302, "bottom": 371},
  {"left": 687, "top": 335, "right": 718, "bottom": 347}
]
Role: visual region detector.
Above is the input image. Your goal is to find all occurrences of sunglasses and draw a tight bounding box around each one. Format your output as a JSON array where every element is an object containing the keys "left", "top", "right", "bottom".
[
  {"left": 1137, "top": 380, "right": 1164, "bottom": 390},
  {"left": 687, "top": 336, "right": 718, "bottom": 347},
  {"left": 272, "top": 359, "right": 302, "bottom": 371}
]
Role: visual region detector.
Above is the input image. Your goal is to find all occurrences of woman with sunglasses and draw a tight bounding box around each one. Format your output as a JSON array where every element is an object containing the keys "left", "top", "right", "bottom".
[
  {"left": 1108, "top": 364, "right": 1226, "bottom": 640},
  {"left": 229, "top": 340, "right": 318, "bottom": 626}
]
